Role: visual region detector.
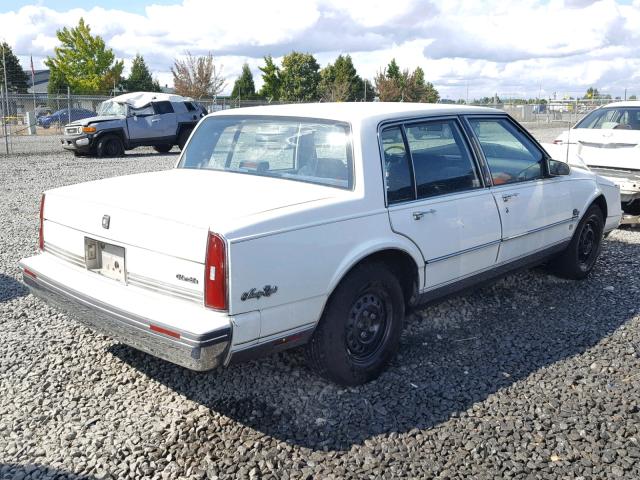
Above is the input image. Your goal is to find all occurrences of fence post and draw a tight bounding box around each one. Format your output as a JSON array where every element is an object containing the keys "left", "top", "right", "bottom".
[
  {"left": 1, "top": 85, "right": 8, "bottom": 155},
  {"left": 67, "top": 86, "right": 71, "bottom": 125}
]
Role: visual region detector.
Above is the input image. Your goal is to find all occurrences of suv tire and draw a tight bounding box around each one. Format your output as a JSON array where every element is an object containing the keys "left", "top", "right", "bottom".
[
  {"left": 177, "top": 128, "right": 192, "bottom": 151},
  {"left": 96, "top": 134, "right": 125, "bottom": 158},
  {"left": 153, "top": 145, "right": 172, "bottom": 153},
  {"left": 305, "top": 262, "right": 404, "bottom": 386}
]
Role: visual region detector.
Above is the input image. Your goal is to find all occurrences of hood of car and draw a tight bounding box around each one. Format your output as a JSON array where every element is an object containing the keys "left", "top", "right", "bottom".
[{"left": 67, "top": 115, "right": 125, "bottom": 127}]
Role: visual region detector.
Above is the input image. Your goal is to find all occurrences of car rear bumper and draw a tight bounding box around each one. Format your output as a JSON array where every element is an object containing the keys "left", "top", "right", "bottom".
[{"left": 19, "top": 255, "right": 231, "bottom": 371}]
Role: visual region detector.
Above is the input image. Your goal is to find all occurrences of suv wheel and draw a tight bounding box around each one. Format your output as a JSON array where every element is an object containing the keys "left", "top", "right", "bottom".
[
  {"left": 153, "top": 145, "right": 172, "bottom": 153},
  {"left": 178, "top": 128, "right": 192, "bottom": 151},
  {"left": 96, "top": 135, "right": 125, "bottom": 158},
  {"left": 305, "top": 262, "right": 404, "bottom": 386}
]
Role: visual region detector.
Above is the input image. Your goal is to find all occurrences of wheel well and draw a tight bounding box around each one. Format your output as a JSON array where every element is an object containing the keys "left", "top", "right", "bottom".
[
  {"left": 96, "top": 130, "right": 125, "bottom": 144},
  {"left": 592, "top": 194, "right": 607, "bottom": 219},
  {"left": 341, "top": 249, "right": 419, "bottom": 307}
]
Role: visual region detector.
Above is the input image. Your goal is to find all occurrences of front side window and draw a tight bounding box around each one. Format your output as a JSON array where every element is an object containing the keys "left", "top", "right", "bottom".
[
  {"left": 576, "top": 107, "right": 640, "bottom": 130},
  {"left": 98, "top": 101, "right": 127, "bottom": 116},
  {"left": 468, "top": 118, "right": 544, "bottom": 185},
  {"left": 405, "top": 120, "right": 481, "bottom": 198},
  {"left": 130, "top": 104, "right": 154, "bottom": 116},
  {"left": 179, "top": 116, "right": 353, "bottom": 189}
]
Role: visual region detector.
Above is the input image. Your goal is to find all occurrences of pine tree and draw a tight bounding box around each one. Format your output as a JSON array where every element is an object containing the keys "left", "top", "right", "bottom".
[
  {"left": 258, "top": 55, "right": 281, "bottom": 101},
  {"left": 0, "top": 42, "right": 29, "bottom": 93},
  {"left": 231, "top": 63, "right": 256, "bottom": 99},
  {"left": 279, "top": 52, "right": 320, "bottom": 102},
  {"left": 122, "top": 54, "right": 161, "bottom": 92}
]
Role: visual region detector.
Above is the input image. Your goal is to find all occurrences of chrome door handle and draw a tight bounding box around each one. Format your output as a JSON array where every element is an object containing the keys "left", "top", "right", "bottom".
[
  {"left": 502, "top": 193, "right": 519, "bottom": 202},
  {"left": 413, "top": 209, "right": 436, "bottom": 220}
]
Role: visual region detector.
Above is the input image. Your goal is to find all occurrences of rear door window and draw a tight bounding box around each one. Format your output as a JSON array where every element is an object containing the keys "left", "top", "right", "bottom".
[
  {"left": 381, "top": 126, "right": 414, "bottom": 204},
  {"left": 184, "top": 102, "right": 196, "bottom": 112},
  {"left": 404, "top": 120, "right": 481, "bottom": 199},
  {"left": 153, "top": 101, "right": 175, "bottom": 115}
]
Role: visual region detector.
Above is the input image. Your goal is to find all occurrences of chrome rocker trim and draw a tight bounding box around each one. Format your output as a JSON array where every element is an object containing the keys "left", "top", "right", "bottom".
[{"left": 19, "top": 265, "right": 231, "bottom": 371}]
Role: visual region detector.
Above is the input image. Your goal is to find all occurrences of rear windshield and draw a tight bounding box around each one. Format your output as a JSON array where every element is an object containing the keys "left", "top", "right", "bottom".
[
  {"left": 576, "top": 107, "right": 640, "bottom": 130},
  {"left": 178, "top": 116, "right": 353, "bottom": 189}
]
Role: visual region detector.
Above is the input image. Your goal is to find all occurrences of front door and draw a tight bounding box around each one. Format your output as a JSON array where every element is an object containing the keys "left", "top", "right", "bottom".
[
  {"left": 465, "top": 117, "right": 575, "bottom": 263},
  {"left": 382, "top": 119, "right": 502, "bottom": 291}
]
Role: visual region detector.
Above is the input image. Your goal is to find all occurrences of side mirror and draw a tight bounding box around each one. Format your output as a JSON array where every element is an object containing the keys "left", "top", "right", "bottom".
[{"left": 548, "top": 159, "right": 570, "bottom": 176}]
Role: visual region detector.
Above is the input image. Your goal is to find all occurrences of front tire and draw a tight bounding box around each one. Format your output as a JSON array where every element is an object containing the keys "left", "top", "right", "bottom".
[
  {"left": 549, "top": 204, "right": 604, "bottom": 279},
  {"left": 96, "top": 135, "right": 125, "bottom": 158},
  {"left": 305, "top": 262, "right": 404, "bottom": 386}
]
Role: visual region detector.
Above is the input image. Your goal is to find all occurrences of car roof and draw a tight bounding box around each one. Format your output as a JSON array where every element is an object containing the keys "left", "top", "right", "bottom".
[
  {"left": 209, "top": 102, "right": 502, "bottom": 124},
  {"left": 598, "top": 101, "right": 640, "bottom": 108}
]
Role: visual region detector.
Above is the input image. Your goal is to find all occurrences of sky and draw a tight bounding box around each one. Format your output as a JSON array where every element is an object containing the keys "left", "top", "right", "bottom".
[{"left": 2, "top": 0, "right": 640, "bottom": 100}]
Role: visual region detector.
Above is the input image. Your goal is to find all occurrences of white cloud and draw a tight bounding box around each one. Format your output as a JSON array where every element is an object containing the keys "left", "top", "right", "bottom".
[{"left": 2, "top": 0, "right": 640, "bottom": 98}]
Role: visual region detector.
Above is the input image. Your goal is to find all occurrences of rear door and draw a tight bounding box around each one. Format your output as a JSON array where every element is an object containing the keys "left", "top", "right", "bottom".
[
  {"left": 383, "top": 118, "right": 502, "bottom": 290},
  {"left": 465, "top": 116, "right": 575, "bottom": 263},
  {"left": 152, "top": 101, "right": 178, "bottom": 138}
]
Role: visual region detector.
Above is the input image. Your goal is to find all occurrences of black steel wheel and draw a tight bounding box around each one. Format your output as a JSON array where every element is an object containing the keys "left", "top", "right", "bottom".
[
  {"left": 305, "top": 262, "right": 404, "bottom": 386},
  {"left": 96, "top": 135, "right": 124, "bottom": 158},
  {"left": 549, "top": 204, "right": 604, "bottom": 280}
]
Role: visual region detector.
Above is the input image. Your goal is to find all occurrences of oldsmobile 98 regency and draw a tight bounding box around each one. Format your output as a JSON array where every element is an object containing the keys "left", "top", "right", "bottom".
[{"left": 19, "top": 103, "right": 622, "bottom": 386}]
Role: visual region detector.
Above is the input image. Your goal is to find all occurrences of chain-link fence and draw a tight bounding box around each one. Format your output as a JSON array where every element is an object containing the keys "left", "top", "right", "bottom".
[
  {"left": 0, "top": 92, "right": 292, "bottom": 156},
  {"left": 0, "top": 91, "right": 624, "bottom": 157}
]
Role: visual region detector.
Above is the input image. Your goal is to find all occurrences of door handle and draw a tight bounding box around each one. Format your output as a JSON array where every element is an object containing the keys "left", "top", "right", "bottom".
[
  {"left": 413, "top": 209, "right": 436, "bottom": 220},
  {"left": 502, "top": 193, "right": 519, "bottom": 202},
  {"left": 151, "top": 119, "right": 160, "bottom": 123}
]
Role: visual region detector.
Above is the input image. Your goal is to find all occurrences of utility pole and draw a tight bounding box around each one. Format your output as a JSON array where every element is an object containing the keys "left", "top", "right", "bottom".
[
  {"left": 2, "top": 43, "right": 11, "bottom": 154},
  {"left": 624, "top": 88, "right": 627, "bottom": 101},
  {"left": 1, "top": 85, "right": 8, "bottom": 155},
  {"left": 363, "top": 79, "right": 367, "bottom": 102}
]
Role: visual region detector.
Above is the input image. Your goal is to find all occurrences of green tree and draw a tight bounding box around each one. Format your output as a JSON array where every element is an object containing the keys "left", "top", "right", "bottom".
[
  {"left": 45, "top": 18, "right": 124, "bottom": 94},
  {"left": 279, "top": 52, "right": 320, "bottom": 102},
  {"left": 0, "top": 42, "right": 28, "bottom": 93},
  {"left": 629, "top": 95, "right": 637, "bottom": 101},
  {"left": 258, "top": 55, "right": 281, "bottom": 101},
  {"left": 122, "top": 54, "right": 161, "bottom": 92},
  {"left": 386, "top": 58, "right": 401, "bottom": 81},
  {"left": 231, "top": 63, "right": 256, "bottom": 99},
  {"left": 584, "top": 87, "right": 599, "bottom": 99},
  {"left": 374, "top": 61, "right": 439, "bottom": 102},
  {"left": 319, "top": 54, "right": 367, "bottom": 102}
]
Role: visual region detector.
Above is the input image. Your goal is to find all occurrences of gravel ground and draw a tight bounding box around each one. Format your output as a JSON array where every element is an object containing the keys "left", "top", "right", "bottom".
[{"left": 1, "top": 138, "right": 639, "bottom": 479}]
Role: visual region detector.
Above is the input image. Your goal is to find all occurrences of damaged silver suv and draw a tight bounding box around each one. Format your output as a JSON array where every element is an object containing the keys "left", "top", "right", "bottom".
[{"left": 61, "top": 92, "right": 207, "bottom": 157}]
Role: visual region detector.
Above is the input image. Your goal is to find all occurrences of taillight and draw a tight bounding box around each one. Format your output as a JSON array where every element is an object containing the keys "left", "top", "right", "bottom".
[
  {"left": 204, "top": 232, "right": 227, "bottom": 310},
  {"left": 38, "top": 193, "right": 45, "bottom": 251}
]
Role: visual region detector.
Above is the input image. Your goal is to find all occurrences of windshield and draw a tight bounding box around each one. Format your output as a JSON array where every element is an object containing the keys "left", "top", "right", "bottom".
[
  {"left": 98, "top": 101, "right": 127, "bottom": 116},
  {"left": 576, "top": 107, "right": 640, "bottom": 130},
  {"left": 178, "top": 116, "right": 353, "bottom": 189}
]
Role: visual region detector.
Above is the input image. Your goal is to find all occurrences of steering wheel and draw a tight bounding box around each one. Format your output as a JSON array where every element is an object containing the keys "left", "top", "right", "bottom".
[{"left": 384, "top": 145, "right": 406, "bottom": 158}]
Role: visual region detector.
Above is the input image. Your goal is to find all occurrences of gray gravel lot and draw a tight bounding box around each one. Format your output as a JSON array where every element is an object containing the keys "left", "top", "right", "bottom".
[{"left": 1, "top": 136, "right": 639, "bottom": 479}]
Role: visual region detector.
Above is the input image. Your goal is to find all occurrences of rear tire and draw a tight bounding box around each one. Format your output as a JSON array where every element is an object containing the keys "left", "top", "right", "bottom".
[
  {"left": 96, "top": 134, "right": 125, "bottom": 158},
  {"left": 177, "top": 128, "right": 192, "bottom": 151},
  {"left": 549, "top": 204, "right": 604, "bottom": 280},
  {"left": 305, "top": 262, "right": 404, "bottom": 386},
  {"left": 153, "top": 144, "right": 172, "bottom": 153}
]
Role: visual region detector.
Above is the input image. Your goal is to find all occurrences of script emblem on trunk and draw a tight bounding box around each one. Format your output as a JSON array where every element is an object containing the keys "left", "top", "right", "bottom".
[
  {"left": 241, "top": 285, "right": 278, "bottom": 301},
  {"left": 102, "top": 215, "right": 110, "bottom": 229}
]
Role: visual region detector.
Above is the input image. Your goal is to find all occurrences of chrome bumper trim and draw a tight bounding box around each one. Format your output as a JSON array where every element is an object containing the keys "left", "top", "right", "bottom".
[{"left": 20, "top": 266, "right": 231, "bottom": 371}]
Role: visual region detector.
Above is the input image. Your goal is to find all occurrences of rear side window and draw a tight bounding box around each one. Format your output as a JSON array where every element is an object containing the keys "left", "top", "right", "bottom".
[
  {"left": 153, "top": 101, "right": 175, "bottom": 114},
  {"left": 184, "top": 102, "right": 196, "bottom": 112},
  {"left": 468, "top": 118, "right": 544, "bottom": 185},
  {"left": 405, "top": 120, "right": 481, "bottom": 199},
  {"left": 381, "top": 126, "right": 414, "bottom": 204}
]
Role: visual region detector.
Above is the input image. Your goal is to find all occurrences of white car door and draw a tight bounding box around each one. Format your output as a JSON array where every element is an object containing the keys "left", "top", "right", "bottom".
[
  {"left": 383, "top": 118, "right": 502, "bottom": 291},
  {"left": 465, "top": 116, "right": 575, "bottom": 264}
]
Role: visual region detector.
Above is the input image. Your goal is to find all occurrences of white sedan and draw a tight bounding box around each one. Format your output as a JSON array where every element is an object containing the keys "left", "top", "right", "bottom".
[
  {"left": 20, "top": 103, "right": 621, "bottom": 385},
  {"left": 551, "top": 101, "right": 640, "bottom": 224}
]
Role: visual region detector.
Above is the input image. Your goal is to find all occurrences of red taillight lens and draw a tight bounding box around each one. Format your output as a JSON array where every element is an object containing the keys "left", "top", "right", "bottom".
[
  {"left": 38, "top": 193, "right": 45, "bottom": 251},
  {"left": 204, "top": 232, "right": 227, "bottom": 310}
]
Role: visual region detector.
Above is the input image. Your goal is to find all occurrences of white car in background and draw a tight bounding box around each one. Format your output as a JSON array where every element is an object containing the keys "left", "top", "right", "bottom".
[
  {"left": 551, "top": 101, "right": 640, "bottom": 224},
  {"left": 19, "top": 103, "right": 621, "bottom": 386}
]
